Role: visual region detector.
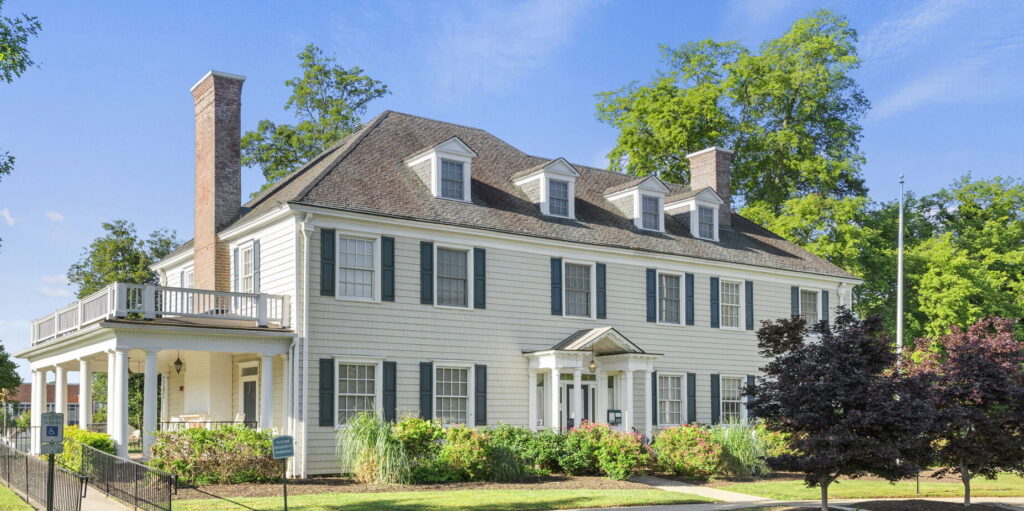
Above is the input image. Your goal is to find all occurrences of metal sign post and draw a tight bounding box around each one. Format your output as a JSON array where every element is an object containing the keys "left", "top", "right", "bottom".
[
  {"left": 41, "top": 412, "right": 64, "bottom": 511},
  {"left": 272, "top": 435, "right": 294, "bottom": 511}
]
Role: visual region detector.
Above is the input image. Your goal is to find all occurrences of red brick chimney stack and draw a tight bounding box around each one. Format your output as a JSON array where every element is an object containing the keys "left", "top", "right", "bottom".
[
  {"left": 191, "top": 70, "right": 244, "bottom": 292},
  {"left": 686, "top": 147, "right": 734, "bottom": 227}
]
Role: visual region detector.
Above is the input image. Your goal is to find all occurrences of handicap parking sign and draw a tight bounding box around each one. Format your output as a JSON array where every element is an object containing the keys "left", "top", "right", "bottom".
[{"left": 46, "top": 426, "right": 59, "bottom": 437}]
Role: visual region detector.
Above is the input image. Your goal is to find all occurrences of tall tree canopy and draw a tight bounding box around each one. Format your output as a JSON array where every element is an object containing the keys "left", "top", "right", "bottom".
[
  {"left": 67, "top": 219, "right": 180, "bottom": 298},
  {"left": 242, "top": 44, "right": 390, "bottom": 190},
  {"left": 596, "top": 10, "right": 868, "bottom": 211}
]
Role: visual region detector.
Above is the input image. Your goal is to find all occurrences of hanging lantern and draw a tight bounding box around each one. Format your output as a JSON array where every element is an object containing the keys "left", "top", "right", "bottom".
[{"left": 174, "top": 351, "right": 184, "bottom": 374}]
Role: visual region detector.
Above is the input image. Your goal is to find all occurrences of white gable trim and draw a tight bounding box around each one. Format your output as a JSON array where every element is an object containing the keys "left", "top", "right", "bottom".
[
  {"left": 513, "top": 158, "right": 580, "bottom": 219},
  {"left": 404, "top": 136, "right": 476, "bottom": 202}
]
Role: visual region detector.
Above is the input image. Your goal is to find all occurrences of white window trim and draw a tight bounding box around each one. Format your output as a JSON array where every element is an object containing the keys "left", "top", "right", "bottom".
[
  {"left": 512, "top": 158, "right": 580, "bottom": 219},
  {"left": 335, "top": 232, "right": 383, "bottom": 303},
  {"left": 236, "top": 240, "right": 256, "bottom": 293},
  {"left": 695, "top": 204, "right": 719, "bottom": 241},
  {"left": 656, "top": 371, "right": 686, "bottom": 427},
  {"left": 718, "top": 278, "right": 745, "bottom": 331},
  {"left": 562, "top": 258, "right": 596, "bottom": 320},
  {"left": 182, "top": 266, "right": 194, "bottom": 289},
  {"left": 238, "top": 361, "right": 261, "bottom": 421},
  {"left": 434, "top": 242, "right": 475, "bottom": 310},
  {"left": 545, "top": 177, "right": 576, "bottom": 219},
  {"left": 432, "top": 361, "right": 475, "bottom": 426},
  {"left": 799, "top": 287, "right": 823, "bottom": 324},
  {"left": 656, "top": 271, "right": 685, "bottom": 326},
  {"left": 639, "top": 194, "right": 664, "bottom": 232},
  {"left": 719, "top": 374, "right": 748, "bottom": 423},
  {"left": 333, "top": 356, "right": 385, "bottom": 430}
]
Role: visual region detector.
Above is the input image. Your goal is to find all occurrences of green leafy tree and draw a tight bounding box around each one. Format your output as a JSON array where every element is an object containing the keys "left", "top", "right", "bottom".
[
  {"left": 596, "top": 10, "right": 867, "bottom": 211},
  {"left": 66, "top": 219, "right": 180, "bottom": 298},
  {"left": 242, "top": 43, "right": 390, "bottom": 191}
]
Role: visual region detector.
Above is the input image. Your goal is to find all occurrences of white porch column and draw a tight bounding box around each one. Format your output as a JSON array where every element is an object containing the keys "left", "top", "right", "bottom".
[
  {"left": 527, "top": 370, "right": 537, "bottom": 431},
  {"left": 55, "top": 365, "right": 68, "bottom": 426},
  {"left": 112, "top": 349, "right": 129, "bottom": 458},
  {"left": 79, "top": 359, "right": 92, "bottom": 429},
  {"left": 642, "top": 369, "right": 653, "bottom": 437},
  {"left": 281, "top": 353, "right": 289, "bottom": 434},
  {"left": 549, "top": 368, "right": 560, "bottom": 432},
  {"left": 595, "top": 368, "right": 606, "bottom": 425},
  {"left": 30, "top": 369, "right": 45, "bottom": 454},
  {"left": 260, "top": 355, "right": 273, "bottom": 432},
  {"left": 142, "top": 350, "right": 158, "bottom": 458},
  {"left": 106, "top": 351, "right": 116, "bottom": 437},
  {"left": 572, "top": 369, "right": 583, "bottom": 428},
  {"left": 623, "top": 370, "right": 634, "bottom": 433}
]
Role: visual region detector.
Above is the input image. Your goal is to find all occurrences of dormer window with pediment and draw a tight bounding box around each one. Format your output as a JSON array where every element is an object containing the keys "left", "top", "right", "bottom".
[
  {"left": 512, "top": 158, "right": 580, "bottom": 219},
  {"left": 664, "top": 187, "right": 724, "bottom": 242},
  {"left": 404, "top": 136, "right": 478, "bottom": 202},
  {"left": 603, "top": 176, "right": 669, "bottom": 233}
]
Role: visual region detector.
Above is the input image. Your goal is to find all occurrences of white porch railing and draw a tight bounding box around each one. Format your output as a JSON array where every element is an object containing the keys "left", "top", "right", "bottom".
[{"left": 31, "top": 283, "right": 291, "bottom": 345}]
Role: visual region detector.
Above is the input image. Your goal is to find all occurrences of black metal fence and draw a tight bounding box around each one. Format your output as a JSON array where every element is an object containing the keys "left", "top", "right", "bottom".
[
  {"left": 0, "top": 441, "right": 86, "bottom": 511},
  {"left": 0, "top": 425, "right": 35, "bottom": 453},
  {"left": 73, "top": 440, "right": 177, "bottom": 511}
]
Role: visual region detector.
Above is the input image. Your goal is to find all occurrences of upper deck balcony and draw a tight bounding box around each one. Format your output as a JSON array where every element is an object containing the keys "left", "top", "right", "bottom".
[{"left": 30, "top": 283, "right": 291, "bottom": 345}]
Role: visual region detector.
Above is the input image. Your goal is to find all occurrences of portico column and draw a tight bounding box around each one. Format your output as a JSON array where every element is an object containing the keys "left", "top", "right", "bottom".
[
  {"left": 260, "top": 355, "right": 273, "bottom": 431},
  {"left": 281, "top": 353, "right": 289, "bottom": 434},
  {"left": 55, "top": 365, "right": 68, "bottom": 426},
  {"left": 112, "top": 349, "right": 129, "bottom": 458},
  {"left": 106, "top": 350, "right": 116, "bottom": 438},
  {"left": 549, "top": 368, "right": 560, "bottom": 432},
  {"left": 79, "top": 359, "right": 92, "bottom": 429},
  {"left": 595, "top": 368, "right": 606, "bottom": 425},
  {"left": 527, "top": 370, "right": 537, "bottom": 431},
  {"left": 572, "top": 369, "right": 583, "bottom": 428},
  {"left": 142, "top": 350, "right": 158, "bottom": 458},
  {"left": 30, "top": 369, "right": 45, "bottom": 454},
  {"left": 624, "top": 370, "right": 634, "bottom": 433},
  {"left": 642, "top": 369, "right": 653, "bottom": 437}
]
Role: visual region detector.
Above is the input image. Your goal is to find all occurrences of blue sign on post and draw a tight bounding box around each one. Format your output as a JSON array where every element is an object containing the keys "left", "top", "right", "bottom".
[{"left": 272, "top": 435, "right": 294, "bottom": 459}]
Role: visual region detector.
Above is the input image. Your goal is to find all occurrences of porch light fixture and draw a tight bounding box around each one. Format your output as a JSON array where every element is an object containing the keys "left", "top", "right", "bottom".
[
  {"left": 174, "top": 352, "right": 184, "bottom": 375},
  {"left": 588, "top": 359, "right": 597, "bottom": 372}
]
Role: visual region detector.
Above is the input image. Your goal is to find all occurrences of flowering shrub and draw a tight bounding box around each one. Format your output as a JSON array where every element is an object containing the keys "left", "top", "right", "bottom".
[
  {"left": 523, "top": 428, "right": 566, "bottom": 473},
  {"left": 652, "top": 424, "right": 724, "bottom": 480},
  {"left": 150, "top": 425, "right": 278, "bottom": 484},
  {"left": 392, "top": 417, "right": 444, "bottom": 460},
  {"left": 560, "top": 422, "right": 608, "bottom": 476},
  {"left": 595, "top": 428, "right": 652, "bottom": 480}
]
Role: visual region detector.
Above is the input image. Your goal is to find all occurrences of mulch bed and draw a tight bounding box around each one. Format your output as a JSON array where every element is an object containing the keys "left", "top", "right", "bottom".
[
  {"left": 841, "top": 501, "right": 1009, "bottom": 510},
  {"left": 173, "top": 475, "right": 650, "bottom": 500},
  {"left": 665, "top": 469, "right": 969, "bottom": 488}
]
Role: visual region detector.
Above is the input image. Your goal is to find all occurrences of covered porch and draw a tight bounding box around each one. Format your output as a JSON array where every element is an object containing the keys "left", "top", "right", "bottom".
[
  {"left": 525, "top": 327, "right": 660, "bottom": 436},
  {"left": 18, "top": 283, "right": 294, "bottom": 459}
]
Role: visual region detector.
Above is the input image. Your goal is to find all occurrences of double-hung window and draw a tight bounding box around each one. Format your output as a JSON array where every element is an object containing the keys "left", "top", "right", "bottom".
[
  {"left": 549, "top": 179, "right": 570, "bottom": 217},
  {"left": 436, "top": 247, "right": 469, "bottom": 307},
  {"left": 698, "top": 206, "right": 715, "bottom": 239},
  {"left": 338, "top": 237, "right": 376, "bottom": 300},
  {"left": 641, "top": 195, "right": 661, "bottom": 230},
  {"left": 336, "top": 361, "right": 378, "bottom": 426},
  {"left": 435, "top": 366, "right": 470, "bottom": 424},
  {"left": 564, "top": 263, "right": 592, "bottom": 318},
  {"left": 720, "top": 376, "right": 743, "bottom": 423},
  {"left": 720, "top": 280, "right": 741, "bottom": 328},
  {"left": 658, "top": 374, "right": 683, "bottom": 425},
  {"left": 800, "top": 290, "right": 820, "bottom": 324},
  {"left": 658, "top": 274, "right": 681, "bottom": 324},
  {"left": 240, "top": 244, "right": 255, "bottom": 293},
  {"left": 440, "top": 159, "right": 465, "bottom": 200}
]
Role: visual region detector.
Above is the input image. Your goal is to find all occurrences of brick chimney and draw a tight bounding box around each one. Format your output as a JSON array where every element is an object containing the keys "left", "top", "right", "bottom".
[
  {"left": 191, "top": 70, "right": 244, "bottom": 291},
  {"left": 687, "top": 147, "right": 733, "bottom": 227}
]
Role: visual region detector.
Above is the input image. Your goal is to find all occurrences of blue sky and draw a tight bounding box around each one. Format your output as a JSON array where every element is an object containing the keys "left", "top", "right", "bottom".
[{"left": 1, "top": 0, "right": 1022, "bottom": 379}]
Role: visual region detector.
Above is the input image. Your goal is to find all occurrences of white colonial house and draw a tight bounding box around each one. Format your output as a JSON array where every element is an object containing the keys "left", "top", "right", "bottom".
[{"left": 18, "top": 70, "right": 859, "bottom": 477}]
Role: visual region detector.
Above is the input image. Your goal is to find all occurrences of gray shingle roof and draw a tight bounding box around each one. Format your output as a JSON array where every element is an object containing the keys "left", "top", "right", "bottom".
[{"left": 165, "top": 111, "right": 855, "bottom": 279}]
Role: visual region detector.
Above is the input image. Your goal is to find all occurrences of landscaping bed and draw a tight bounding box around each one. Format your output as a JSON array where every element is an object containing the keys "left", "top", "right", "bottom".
[{"left": 717, "top": 472, "right": 1024, "bottom": 500}]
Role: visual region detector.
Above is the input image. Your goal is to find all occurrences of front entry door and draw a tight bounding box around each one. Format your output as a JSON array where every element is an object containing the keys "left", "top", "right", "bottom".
[
  {"left": 242, "top": 381, "right": 257, "bottom": 424},
  {"left": 561, "top": 384, "right": 595, "bottom": 429}
]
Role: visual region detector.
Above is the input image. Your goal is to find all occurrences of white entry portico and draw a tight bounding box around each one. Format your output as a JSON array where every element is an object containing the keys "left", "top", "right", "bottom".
[{"left": 525, "top": 327, "right": 659, "bottom": 435}]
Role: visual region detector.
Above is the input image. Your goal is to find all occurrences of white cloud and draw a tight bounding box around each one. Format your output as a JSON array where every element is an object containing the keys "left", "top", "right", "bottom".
[
  {"left": 37, "top": 274, "right": 72, "bottom": 299},
  {"left": 0, "top": 208, "right": 15, "bottom": 226},
  {"left": 44, "top": 211, "right": 64, "bottom": 222},
  {"left": 41, "top": 274, "right": 68, "bottom": 286},
  {"left": 860, "top": 0, "right": 969, "bottom": 61}
]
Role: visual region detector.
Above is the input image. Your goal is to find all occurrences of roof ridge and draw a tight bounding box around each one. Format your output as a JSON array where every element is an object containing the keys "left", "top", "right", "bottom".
[
  {"left": 293, "top": 110, "right": 392, "bottom": 202},
  {"left": 384, "top": 110, "right": 493, "bottom": 134}
]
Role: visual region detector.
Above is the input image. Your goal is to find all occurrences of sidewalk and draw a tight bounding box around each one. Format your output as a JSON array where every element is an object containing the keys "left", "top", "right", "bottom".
[{"left": 78, "top": 487, "right": 128, "bottom": 511}]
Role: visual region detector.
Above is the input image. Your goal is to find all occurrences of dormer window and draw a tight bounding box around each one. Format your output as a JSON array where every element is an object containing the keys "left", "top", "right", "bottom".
[
  {"left": 665, "top": 186, "right": 724, "bottom": 241},
  {"left": 440, "top": 160, "right": 465, "bottom": 200},
  {"left": 549, "top": 179, "right": 570, "bottom": 217},
  {"left": 698, "top": 205, "right": 715, "bottom": 239},
  {"left": 404, "top": 136, "right": 477, "bottom": 202},
  {"left": 641, "top": 195, "right": 662, "bottom": 230},
  {"left": 512, "top": 158, "right": 580, "bottom": 219},
  {"left": 603, "top": 176, "right": 669, "bottom": 233}
]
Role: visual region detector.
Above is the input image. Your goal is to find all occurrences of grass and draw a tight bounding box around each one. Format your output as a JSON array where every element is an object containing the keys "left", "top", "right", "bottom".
[
  {"left": 721, "top": 473, "right": 1024, "bottom": 500},
  {"left": 175, "top": 489, "right": 714, "bottom": 511},
  {"left": 0, "top": 485, "right": 33, "bottom": 511}
]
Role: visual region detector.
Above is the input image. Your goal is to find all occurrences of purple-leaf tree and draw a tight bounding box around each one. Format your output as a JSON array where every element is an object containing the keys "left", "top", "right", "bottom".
[
  {"left": 748, "top": 308, "right": 934, "bottom": 511},
  {"left": 908, "top": 317, "right": 1024, "bottom": 507}
]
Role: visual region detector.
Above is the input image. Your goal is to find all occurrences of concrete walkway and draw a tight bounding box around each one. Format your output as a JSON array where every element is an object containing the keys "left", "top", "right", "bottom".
[
  {"left": 78, "top": 487, "right": 129, "bottom": 511},
  {"left": 578, "top": 496, "right": 1024, "bottom": 511},
  {"left": 632, "top": 475, "right": 777, "bottom": 504}
]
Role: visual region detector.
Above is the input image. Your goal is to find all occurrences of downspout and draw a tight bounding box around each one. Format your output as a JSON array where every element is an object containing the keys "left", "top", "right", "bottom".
[{"left": 299, "top": 213, "right": 314, "bottom": 478}]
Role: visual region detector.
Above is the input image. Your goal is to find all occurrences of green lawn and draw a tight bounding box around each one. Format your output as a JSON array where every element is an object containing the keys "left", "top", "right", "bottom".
[
  {"left": 175, "top": 489, "right": 713, "bottom": 511},
  {"left": 0, "top": 485, "right": 33, "bottom": 511},
  {"left": 721, "top": 473, "right": 1024, "bottom": 500}
]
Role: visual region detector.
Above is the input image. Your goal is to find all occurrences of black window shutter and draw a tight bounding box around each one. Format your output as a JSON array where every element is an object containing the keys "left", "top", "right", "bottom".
[
  {"left": 710, "top": 277, "right": 720, "bottom": 328},
  {"left": 383, "top": 361, "right": 397, "bottom": 422},
  {"left": 473, "top": 248, "right": 486, "bottom": 309},
  {"left": 746, "top": 374, "right": 756, "bottom": 421},
  {"left": 685, "top": 273, "right": 695, "bottom": 326},
  {"left": 419, "top": 362, "right": 433, "bottom": 419},
  {"left": 232, "top": 247, "right": 240, "bottom": 292},
  {"left": 650, "top": 371, "right": 658, "bottom": 426},
  {"left": 320, "top": 229, "right": 335, "bottom": 296},
  {"left": 710, "top": 374, "right": 721, "bottom": 424},
  {"left": 596, "top": 263, "right": 607, "bottom": 319},
  {"left": 745, "top": 280, "right": 754, "bottom": 330},
  {"left": 822, "top": 290, "right": 830, "bottom": 325},
  {"left": 382, "top": 237, "right": 395, "bottom": 302},
  {"left": 686, "top": 373, "right": 697, "bottom": 423},
  {"left": 791, "top": 286, "right": 800, "bottom": 317},
  {"left": 646, "top": 269, "right": 657, "bottom": 322},
  {"left": 318, "top": 358, "right": 334, "bottom": 427},
  {"left": 420, "top": 242, "right": 434, "bottom": 304},
  {"left": 474, "top": 364, "right": 487, "bottom": 426},
  {"left": 252, "top": 239, "right": 261, "bottom": 293},
  {"left": 550, "top": 258, "right": 562, "bottom": 315}
]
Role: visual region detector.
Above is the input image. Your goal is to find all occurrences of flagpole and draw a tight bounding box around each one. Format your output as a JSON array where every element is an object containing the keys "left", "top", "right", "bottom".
[{"left": 896, "top": 175, "right": 905, "bottom": 357}]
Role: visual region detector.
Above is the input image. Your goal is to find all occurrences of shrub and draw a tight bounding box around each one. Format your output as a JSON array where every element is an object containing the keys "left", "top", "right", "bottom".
[
  {"left": 485, "top": 424, "right": 538, "bottom": 481},
  {"left": 753, "top": 422, "right": 793, "bottom": 459},
  {"left": 433, "top": 426, "right": 491, "bottom": 482},
  {"left": 393, "top": 417, "right": 444, "bottom": 461},
  {"left": 336, "top": 413, "right": 410, "bottom": 485},
  {"left": 711, "top": 422, "right": 769, "bottom": 478},
  {"left": 58, "top": 426, "right": 115, "bottom": 472},
  {"left": 560, "top": 422, "right": 608, "bottom": 476},
  {"left": 523, "top": 428, "right": 566, "bottom": 473},
  {"left": 149, "top": 425, "right": 278, "bottom": 484},
  {"left": 595, "top": 429, "right": 651, "bottom": 480},
  {"left": 653, "top": 424, "right": 723, "bottom": 480}
]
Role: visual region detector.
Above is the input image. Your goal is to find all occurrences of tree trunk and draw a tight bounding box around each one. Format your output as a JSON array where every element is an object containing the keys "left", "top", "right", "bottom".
[
  {"left": 820, "top": 477, "right": 831, "bottom": 511},
  {"left": 961, "top": 464, "right": 971, "bottom": 507}
]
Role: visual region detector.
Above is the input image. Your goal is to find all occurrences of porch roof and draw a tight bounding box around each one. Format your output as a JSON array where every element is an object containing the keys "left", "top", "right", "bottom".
[{"left": 549, "top": 327, "right": 646, "bottom": 355}]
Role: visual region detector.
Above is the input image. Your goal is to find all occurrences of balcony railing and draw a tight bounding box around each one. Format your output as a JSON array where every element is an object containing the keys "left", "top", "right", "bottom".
[{"left": 31, "top": 283, "right": 291, "bottom": 345}]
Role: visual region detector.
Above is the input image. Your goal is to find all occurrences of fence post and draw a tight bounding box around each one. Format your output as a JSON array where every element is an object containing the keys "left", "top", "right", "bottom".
[
  {"left": 257, "top": 294, "right": 269, "bottom": 327},
  {"left": 115, "top": 283, "right": 128, "bottom": 318},
  {"left": 281, "top": 296, "right": 291, "bottom": 328},
  {"left": 143, "top": 285, "right": 156, "bottom": 319}
]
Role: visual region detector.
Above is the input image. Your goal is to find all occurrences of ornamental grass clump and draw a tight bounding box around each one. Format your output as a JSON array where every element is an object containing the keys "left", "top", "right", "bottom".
[
  {"left": 711, "top": 421, "right": 770, "bottom": 478},
  {"left": 336, "top": 412, "right": 410, "bottom": 484},
  {"left": 652, "top": 424, "right": 723, "bottom": 480}
]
